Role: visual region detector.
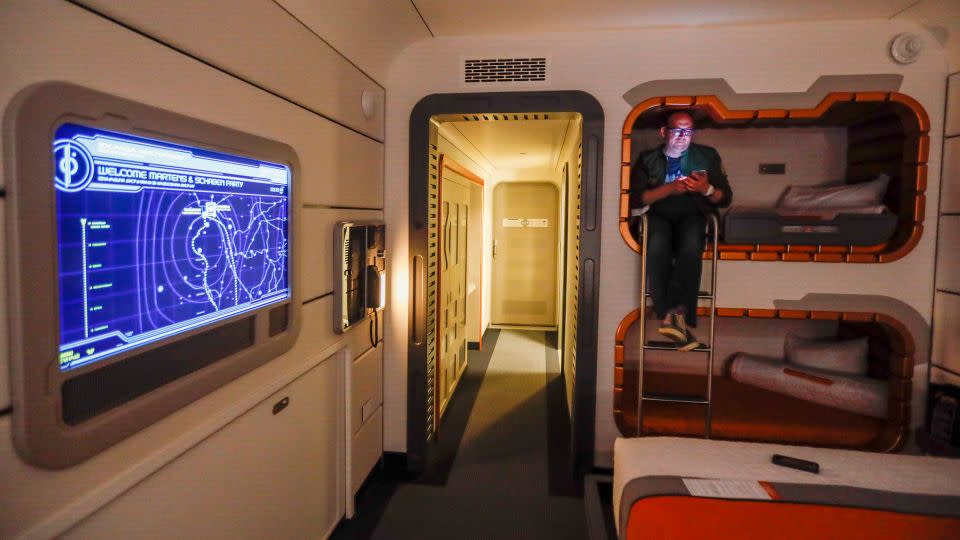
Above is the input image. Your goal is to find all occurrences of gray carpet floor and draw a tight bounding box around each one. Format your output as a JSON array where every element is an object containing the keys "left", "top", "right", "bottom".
[{"left": 369, "top": 330, "right": 586, "bottom": 539}]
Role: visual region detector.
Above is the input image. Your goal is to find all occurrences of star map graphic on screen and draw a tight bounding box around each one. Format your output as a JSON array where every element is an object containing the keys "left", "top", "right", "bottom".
[{"left": 54, "top": 123, "right": 291, "bottom": 372}]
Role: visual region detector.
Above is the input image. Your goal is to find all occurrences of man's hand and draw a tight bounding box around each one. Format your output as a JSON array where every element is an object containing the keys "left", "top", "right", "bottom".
[
  {"left": 641, "top": 179, "right": 688, "bottom": 205},
  {"left": 684, "top": 170, "right": 710, "bottom": 195},
  {"left": 669, "top": 179, "right": 688, "bottom": 195}
]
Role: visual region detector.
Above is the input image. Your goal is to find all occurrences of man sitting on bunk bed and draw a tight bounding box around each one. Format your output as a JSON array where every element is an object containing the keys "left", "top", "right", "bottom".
[{"left": 629, "top": 110, "right": 733, "bottom": 351}]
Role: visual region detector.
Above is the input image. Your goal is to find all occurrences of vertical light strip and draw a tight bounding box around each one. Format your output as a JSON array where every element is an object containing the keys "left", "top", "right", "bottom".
[{"left": 81, "top": 217, "right": 89, "bottom": 338}]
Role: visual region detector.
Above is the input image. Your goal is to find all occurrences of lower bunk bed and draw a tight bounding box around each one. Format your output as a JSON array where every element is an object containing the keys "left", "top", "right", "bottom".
[
  {"left": 633, "top": 372, "right": 886, "bottom": 448},
  {"left": 614, "top": 309, "right": 915, "bottom": 451},
  {"left": 612, "top": 437, "right": 960, "bottom": 540}
]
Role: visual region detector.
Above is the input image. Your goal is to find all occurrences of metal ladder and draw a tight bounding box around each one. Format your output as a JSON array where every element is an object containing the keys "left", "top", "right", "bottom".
[{"left": 636, "top": 212, "right": 720, "bottom": 438}]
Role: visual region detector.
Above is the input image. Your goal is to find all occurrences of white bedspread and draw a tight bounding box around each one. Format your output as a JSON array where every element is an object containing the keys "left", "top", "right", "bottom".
[{"left": 613, "top": 437, "right": 960, "bottom": 534}]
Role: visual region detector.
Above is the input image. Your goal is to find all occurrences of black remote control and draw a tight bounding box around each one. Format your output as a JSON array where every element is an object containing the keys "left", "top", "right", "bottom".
[{"left": 772, "top": 454, "right": 820, "bottom": 474}]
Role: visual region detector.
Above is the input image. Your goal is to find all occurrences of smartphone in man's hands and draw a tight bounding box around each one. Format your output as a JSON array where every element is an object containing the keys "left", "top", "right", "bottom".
[{"left": 685, "top": 170, "right": 709, "bottom": 193}]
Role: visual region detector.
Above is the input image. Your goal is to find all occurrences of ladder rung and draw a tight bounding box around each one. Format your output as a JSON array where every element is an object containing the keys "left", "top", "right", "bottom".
[
  {"left": 641, "top": 393, "right": 709, "bottom": 404},
  {"left": 644, "top": 291, "right": 714, "bottom": 299},
  {"left": 644, "top": 340, "right": 711, "bottom": 352}
]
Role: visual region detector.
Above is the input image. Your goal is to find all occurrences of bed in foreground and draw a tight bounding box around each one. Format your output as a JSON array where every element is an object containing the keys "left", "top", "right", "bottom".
[{"left": 613, "top": 437, "right": 960, "bottom": 539}]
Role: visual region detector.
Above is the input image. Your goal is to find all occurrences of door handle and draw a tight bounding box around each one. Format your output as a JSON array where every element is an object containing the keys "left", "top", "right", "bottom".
[{"left": 493, "top": 239, "right": 497, "bottom": 259}]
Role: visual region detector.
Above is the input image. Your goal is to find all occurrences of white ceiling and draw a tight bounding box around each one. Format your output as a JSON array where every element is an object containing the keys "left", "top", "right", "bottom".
[
  {"left": 275, "top": 1, "right": 959, "bottom": 85},
  {"left": 412, "top": 0, "right": 917, "bottom": 37},
  {"left": 276, "top": 0, "right": 429, "bottom": 82},
  {"left": 439, "top": 117, "right": 579, "bottom": 181}
]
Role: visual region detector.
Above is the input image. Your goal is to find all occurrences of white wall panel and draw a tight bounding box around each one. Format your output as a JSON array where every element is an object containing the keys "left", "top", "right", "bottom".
[
  {"left": 352, "top": 345, "right": 383, "bottom": 436},
  {"left": 301, "top": 135, "right": 383, "bottom": 209},
  {"left": 932, "top": 292, "right": 960, "bottom": 375},
  {"left": 947, "top": 74, "right": 960, "bottom": 136},
  {"left": 351, "top": 405, "right": 383, "bottom": 492},
  {"left": 65, "top": 354, "right": 345, "bottom": 539},
  {"left": 0, "top": 0, "right": 383, "bottom": 209},
  {"left": 693, "top": 128, "right": 847, "bottom": 207},
  {"left": 277, "top": 0, "right": 429, "bottom": 83},
  {"left": 931, "top": 365, "right": 960, "bottom": 387},
  {"left": 943, "top": 136, "right": 960, "bottom": 214},
  {"left": 77, "top": 0, "right": 386, "bottom": 141},
  {"left": 301, "top": 208, "right": 383, "bottom": 302},
  {"left": 936, "top": 216, "right": 960, "bottom": 292}
]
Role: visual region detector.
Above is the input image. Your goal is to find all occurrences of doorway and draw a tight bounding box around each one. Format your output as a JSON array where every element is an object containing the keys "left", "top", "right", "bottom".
[{"left": 408, "top": 91, "right": 604, "bottom": 475}]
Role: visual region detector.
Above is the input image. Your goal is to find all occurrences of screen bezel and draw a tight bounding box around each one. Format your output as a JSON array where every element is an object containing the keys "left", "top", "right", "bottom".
[{"left": 5, "top": 82, "right": 301, "bottom": 468}]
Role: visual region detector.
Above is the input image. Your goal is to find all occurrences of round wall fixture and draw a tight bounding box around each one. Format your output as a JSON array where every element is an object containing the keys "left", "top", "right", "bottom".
[
  {"left": 890, "top": 33, "right": 923, "bottom": 64},
  {"left": 361, "top": 90, "right": 376, "bottom": 120}
]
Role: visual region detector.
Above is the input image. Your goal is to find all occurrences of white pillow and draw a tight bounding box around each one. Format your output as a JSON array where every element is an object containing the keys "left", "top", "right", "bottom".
[
  {"left": 778, "top": 174, "right": 890, "bottom": 209},
  {"left": 784, "top": 334, "right": 869, "bottom": 376}
]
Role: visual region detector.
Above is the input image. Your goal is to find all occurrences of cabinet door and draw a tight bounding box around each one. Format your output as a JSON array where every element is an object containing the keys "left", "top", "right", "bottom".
[
  {"left": 438, "top": 177, "right": 470, "bottom": 422},
  {"left": 352, "top": 345, "right": 383, "bottom": 435},
  {"left": 65, "top": 355, "right": 345, "bottom": 539}
]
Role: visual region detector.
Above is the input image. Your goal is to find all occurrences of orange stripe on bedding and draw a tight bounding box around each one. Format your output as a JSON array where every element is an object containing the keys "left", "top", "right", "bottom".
[
  {"left": 758, "top": 481, "right": 780, "bottom": 500},
  {"left": 783, "top": 367, "right": 834, "bottom": 386},
  {"left": 625, "top": 496, "right": 960, "bottom": 540}
]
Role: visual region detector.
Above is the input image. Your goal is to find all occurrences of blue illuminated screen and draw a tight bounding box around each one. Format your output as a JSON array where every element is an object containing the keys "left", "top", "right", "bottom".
[{"left": 55, "top": 123, "right": 290, "bottom": 371}]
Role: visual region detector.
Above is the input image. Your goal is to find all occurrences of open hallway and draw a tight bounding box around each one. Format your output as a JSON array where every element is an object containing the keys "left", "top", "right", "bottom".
[{"left": 333, "top": 329, "right": 586, "bottom": 540}]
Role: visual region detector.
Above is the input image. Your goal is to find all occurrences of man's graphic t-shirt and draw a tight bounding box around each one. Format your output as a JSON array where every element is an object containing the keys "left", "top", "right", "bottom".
[
  {"left": 654, "top": 153, "right": 699, "bottom": 216},
  {"left": 665, "top": 155, "right": 682, "bottom": 183}
]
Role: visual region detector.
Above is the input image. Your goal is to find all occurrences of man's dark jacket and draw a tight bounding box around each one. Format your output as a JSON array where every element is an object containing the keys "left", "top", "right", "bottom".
[{"left": 629, "top": 142, "right": 733, "bottom": 216}]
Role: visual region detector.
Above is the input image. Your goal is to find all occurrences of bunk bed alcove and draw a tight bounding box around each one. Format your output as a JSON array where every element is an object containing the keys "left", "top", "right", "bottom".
[
  {"left": 613, "top": 308, "right": 915, "bottom": 452},
  {"left": 619, "top": 92, "right": 930, "bottom": 262}
]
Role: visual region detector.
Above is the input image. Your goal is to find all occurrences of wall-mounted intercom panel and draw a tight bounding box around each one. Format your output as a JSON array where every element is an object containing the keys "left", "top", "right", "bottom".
[{"left": 334, "top": 221, "right": 385, "bottom": 334}]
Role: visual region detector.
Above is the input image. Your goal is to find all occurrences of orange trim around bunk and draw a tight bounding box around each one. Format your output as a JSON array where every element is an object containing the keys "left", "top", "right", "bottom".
[
  {"left": 618, "top": 91, "right": 930, "bottom": 263},
  {"left": 624, "top": 496, "right": 960, "bottom": 540}
]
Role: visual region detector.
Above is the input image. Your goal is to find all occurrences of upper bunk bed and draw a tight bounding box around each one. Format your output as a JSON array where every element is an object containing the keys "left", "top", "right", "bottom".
[{"left": 619, "top": 92, "right": 930, "bottom": 263}]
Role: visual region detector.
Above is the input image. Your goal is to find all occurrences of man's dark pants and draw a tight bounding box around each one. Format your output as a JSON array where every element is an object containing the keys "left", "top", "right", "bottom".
[{"left": 644, "top": 209, "right": 706, "bottom": 328}]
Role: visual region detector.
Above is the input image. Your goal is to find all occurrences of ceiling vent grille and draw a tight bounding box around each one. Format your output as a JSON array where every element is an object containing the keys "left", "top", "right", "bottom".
[{"left": 463, "top": 57, "right": 547, "bottom": 84}]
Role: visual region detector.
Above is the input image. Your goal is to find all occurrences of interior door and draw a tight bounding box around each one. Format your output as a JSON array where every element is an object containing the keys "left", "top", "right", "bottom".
[
  {"left": 436, "top": 171, "right": 470, "bottom": 421},
  {"left": 491, "top": 182, "right": 559, "bottom": 327}
]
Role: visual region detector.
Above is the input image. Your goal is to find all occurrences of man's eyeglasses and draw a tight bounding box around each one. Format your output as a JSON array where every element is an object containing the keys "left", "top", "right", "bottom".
[{"left": 667, "top": 128, "right": 694, "bottom": 138}]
